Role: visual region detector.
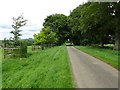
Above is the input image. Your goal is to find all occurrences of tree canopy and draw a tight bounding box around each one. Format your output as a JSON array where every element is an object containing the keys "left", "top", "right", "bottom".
[
  {"left": 68, "top": 2, "right": 120, "bottom": 49},
  {"left": 34, "top": 27, "right": 57, "bottom": 45},
  {"left": 34, "top": 1, "right": 120, "bottom": 50},
  {"left": 43, "top": 14, "right": 70, "bottom": 45}
]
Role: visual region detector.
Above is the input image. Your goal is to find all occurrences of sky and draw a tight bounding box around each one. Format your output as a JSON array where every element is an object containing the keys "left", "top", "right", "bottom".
[{"left": 0, "top": 0, "right": 87, "bottom": 40}]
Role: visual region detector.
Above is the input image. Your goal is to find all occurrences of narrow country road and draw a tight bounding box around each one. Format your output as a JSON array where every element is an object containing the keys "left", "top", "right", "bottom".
[{"left": 67, "top": 46, "right": 118, "bottom": 88}]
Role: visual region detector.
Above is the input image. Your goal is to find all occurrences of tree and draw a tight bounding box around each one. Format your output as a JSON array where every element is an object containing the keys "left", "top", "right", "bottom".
[
  {"left": 34, "top": 32, "right": 45, "bottom": 45},
  {"left": 69, "top": 2, "right": 116, "bottom": 47},
  {"left": 10, "top": 14, "right": 27, "bottom": 46},
  {"left": 69, "top": 1, "right": 120, "bottom": 49},
  {"left": 34, "top": 27, "right": 58, "bottom": 46},
  {"left": 68, "top": 4, "right": 85, "bottom": 45},
  {"left": 81, "top": 2, "right": 113, "bottom": 47},
  {"left": 2, "top": 38, "right": 9, "bottom": 47},
  {"left": 43, "top": 14, "right": 70, "bottom": 45},
  {"left": 43, "top": 27, "right": 58, "bottom": 45},
  {"left": 109, "top": 2, "right": 120, "bottom": 50}
]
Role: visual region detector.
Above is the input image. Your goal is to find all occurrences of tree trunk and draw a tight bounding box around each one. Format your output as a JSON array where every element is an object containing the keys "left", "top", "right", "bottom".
[
  {"left": 114, "top": 31, "right": 120, "bottom": 50},
  {"left": 41, "top": 43, "right": 44, "bottom": 50},
  {"left": 100, "top": 41, "right": 104, "bottom": 47},
  {"left": 41, "top": 46, "right": 44, "bottom": 50}
]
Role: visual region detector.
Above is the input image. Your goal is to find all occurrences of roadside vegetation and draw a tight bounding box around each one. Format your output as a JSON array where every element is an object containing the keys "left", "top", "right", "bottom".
[
  {"left": 2, "top": 46, "right": 73, "bottom": 88},
  {"left": 75, "top": 45, "right": 119, "bottom": 69},
  {"left": 1, "top": 1, "right": 120, "bottom": 88}
]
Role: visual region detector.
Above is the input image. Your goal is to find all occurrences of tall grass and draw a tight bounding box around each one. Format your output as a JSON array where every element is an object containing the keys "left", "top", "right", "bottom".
[{"left": 2, "top": 46, "right": 73, "bottom": 88}]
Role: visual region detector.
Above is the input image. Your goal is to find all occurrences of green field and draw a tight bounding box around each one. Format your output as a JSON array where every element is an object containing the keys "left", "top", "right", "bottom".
[
  {"left": 75, "top": 46, "right": 119, "bottom": 69},
  {"left": 2, "top": 46, "right": 73, "bottom": 88}
]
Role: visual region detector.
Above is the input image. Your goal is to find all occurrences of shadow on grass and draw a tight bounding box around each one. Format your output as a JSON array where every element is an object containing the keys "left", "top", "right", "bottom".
[
  {"left": 87, "top": 45, "right": 114, "bottom": 50},
  {"left": 3, "top": 53, "right": 33, "bottom": 60},
  {"left": 97, "top": 46, "right": 113, "bottom": 50}
]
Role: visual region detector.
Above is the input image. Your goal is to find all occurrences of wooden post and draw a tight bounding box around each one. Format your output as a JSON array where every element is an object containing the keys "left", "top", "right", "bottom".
[{"left": 4, "top": 48, "right": 5, "bottom": 59}]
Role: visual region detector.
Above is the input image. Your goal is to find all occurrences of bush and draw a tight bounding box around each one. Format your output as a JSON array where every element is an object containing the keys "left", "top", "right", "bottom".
[
  {"left": 20, "top": 41, "right": 27, "bottom": 57},
  {"left": 9, "top": 41, "right": 27, "bottom": 58},
  {"left": 12, "top": 48, "right": 20, "bottom": 58}
]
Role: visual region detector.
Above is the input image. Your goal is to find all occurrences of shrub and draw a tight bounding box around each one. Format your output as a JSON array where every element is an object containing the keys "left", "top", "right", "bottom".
[
  {"left": 20, "top": 41, "right": 27, "bottom": 58},
  {"left": 12, "top": 48, "right": 20, "bottom": 58}
]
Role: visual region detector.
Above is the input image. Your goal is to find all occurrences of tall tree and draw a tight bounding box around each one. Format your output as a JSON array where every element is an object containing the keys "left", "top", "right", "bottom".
[
  {"left": 43, "top": 14, "right": 70, "bottom": 45},
  {"left": 109, "top": 2, "right": 120, "bottom": 50},
  {"left": 10, "top": 14, "right": 27, "bottom": 46},
  {"left": 69, "top": 2, "right": 116, "bottom": 47},
  {"left": 80, "top": 2, "right": 113, "bottom": 47},
  {"left": 68, "top": 4, "right": 86, "bottom": 45}
]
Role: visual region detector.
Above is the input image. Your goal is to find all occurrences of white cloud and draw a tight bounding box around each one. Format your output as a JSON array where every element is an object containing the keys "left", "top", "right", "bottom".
[{"left": 0, "top": 0, "right": 87, "bottom": 40}]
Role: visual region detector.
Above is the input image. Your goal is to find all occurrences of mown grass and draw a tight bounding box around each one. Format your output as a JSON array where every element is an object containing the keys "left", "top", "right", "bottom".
[
  {"left": 2, "top": 46, "right": 73, "bottom": 88},
  {"left": 75, "top": 46, "right": 119, "bottom": 69}
]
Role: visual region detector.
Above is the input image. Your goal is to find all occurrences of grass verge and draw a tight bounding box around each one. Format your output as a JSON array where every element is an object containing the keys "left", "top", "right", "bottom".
[
  {"left": 75, "top": 46, "right": 119, "bottom": 69},
  {"left": 2, "top": 46, "right": 73, "bottom": 88}
]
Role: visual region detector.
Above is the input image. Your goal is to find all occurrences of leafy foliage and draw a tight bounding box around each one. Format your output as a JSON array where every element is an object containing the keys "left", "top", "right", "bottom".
[
  {"left": 34, "top": 27, "right": 57, "bottom": 45},
  {"left": 20, "top": 41, "right": 27, "bottom": 57},
  {"left": 10, "top": 15, "right": 27, "bottom": 46},
  {"left": 33, "top": 2, "right": 120, "bottom": 49},
  {"left": 43, "top": 14, "right": 70, "bottom": 45},
  {"left": 69, "top": 2, "right": 120, "bottom": 49}
]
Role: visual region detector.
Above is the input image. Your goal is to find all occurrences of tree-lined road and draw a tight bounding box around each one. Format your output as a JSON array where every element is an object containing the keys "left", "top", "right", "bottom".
[{"left": 67, "top": 46, "right": 118, "bottom": 88}]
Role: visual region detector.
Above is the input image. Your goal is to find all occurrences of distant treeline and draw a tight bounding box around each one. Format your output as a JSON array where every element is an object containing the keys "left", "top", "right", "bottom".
[{"left": 0, "top": 38, "right": 34, "bottom": 47}]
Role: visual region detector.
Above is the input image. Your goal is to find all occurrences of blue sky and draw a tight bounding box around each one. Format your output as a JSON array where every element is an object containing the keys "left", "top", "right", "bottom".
[{"left": 0, "top": 0, "right": 87, "bottom": 40}]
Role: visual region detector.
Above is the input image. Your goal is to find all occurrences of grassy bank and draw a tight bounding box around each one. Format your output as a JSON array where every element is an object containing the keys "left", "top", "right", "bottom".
[
  {"left": 75, "top": 46, "right": 119, "bottom": 69},
  {"left": 2, "top": 46, "right": 73, "bottom": 88}
]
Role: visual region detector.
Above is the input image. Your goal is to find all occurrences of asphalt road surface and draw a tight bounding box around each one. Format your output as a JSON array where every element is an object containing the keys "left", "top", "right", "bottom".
[{"left": 67, "top": 46, "right": 118, "bottom": 88}]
